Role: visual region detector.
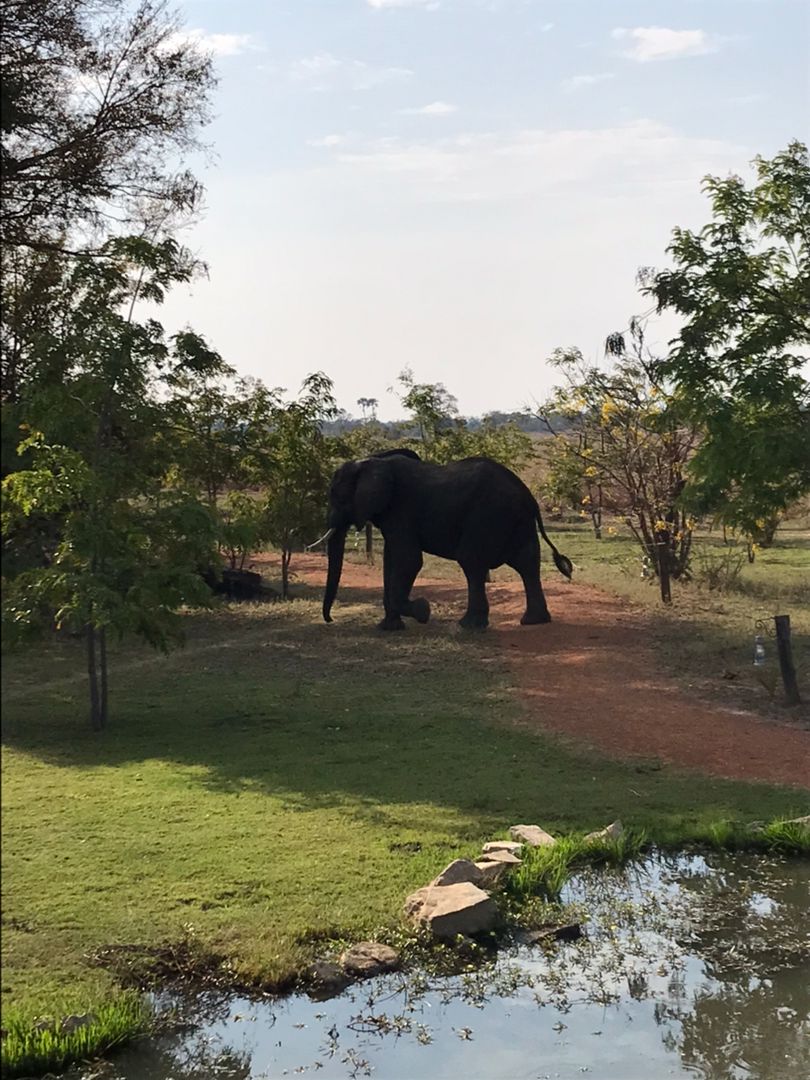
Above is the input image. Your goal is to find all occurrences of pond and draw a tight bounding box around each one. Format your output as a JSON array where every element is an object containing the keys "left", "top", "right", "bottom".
[{"left": 84, "top": 852, "right": 809, "bottom": 1080}]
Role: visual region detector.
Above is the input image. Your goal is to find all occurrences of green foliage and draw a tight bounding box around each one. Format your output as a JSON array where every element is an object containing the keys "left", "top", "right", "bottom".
[
  {"left": 646, "top": 141, "right": 810, "bottom": 538},
  {"left": 540, "top": 326, "right": 700, "bottom": 597},
  {"left": 218, "top": 491, "right": 270, "bottom": 572},
  {"left": 395, "top": 368, "right": 534, "bottom": 471},
  {"left": 1, "top": 993, "right": 150, "bottom": 1079},
  {"left": 541, "top": 440, "right": 586, "bottom": 518},
  {"left": 166, "top": 360, "right": 280, "bottom": 506},
  {"left": 1, "top": 237, "right": 222, "bottom": 727},
  {"left": 263, "top": 373, "right": 339, "bottom": 597}
]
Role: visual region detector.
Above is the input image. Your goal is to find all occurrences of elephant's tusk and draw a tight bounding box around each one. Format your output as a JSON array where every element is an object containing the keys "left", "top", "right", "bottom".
[{"left": 306, "top": 527, "right": 335, "bottom": 551}]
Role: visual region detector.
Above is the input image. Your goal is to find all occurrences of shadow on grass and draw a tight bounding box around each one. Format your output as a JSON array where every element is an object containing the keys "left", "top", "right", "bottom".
[{"left": 2, "top": 595, "right": 806, "bottom": 836}]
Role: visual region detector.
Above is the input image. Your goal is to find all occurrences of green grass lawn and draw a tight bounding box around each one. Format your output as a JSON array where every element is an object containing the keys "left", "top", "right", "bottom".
[{"left": 3, "top": 578, "right": 808, "bottom": 1055}]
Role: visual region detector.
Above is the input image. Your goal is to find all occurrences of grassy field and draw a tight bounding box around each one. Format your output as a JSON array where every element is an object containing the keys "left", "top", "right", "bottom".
[
  {"left": 552, "top": 519, "right": 810, "bottom": 718},
  {"left": 3, "top": 548, "right": 809, "bottom": 1060}
]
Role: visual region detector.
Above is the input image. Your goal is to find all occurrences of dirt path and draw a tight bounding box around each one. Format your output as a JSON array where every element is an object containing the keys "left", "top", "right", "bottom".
[{"left": 279, "top": 554, "right": 810, "bottom": 790}]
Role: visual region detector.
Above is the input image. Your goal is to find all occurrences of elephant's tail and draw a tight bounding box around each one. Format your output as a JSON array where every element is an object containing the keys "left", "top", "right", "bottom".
[{"left": 534, "top": 502, "right": 573, "bottom": 580}]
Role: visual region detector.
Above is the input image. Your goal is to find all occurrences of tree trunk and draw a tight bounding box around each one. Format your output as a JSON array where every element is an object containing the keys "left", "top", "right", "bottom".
[
  {"left": 655, "top": 531, "right": 672, "bottom": 604},
  {"left": 99, "top": 626, "right": 108, "bottom": 729},
  {"left": 281, "top": 549, "right": 290, "bottom": 599},
  {"left": 86, "top": 624, "right": 102, "bottom": 731}
]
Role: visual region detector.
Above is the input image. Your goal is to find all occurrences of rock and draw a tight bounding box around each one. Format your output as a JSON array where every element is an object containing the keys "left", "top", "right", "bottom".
[
  {"left": 749, "top": 816, "right": 810, "bottom": 835},
  {"left": 509, "top": 824, "right": 556, "bottom": 848},
  {"left": 474, "top": 860, "right": 509, "bottom": 888},
  {"left": 482, "top": 841, "right": 524, "bottom": 857},
  {"left": 404, "top": 883, "right": 499, "bottom": 939},
  {"left": 478, "top": 849, "right": 522, "bottom": 865},
  {"left": 432, "top": 859, "right": 484, "bottom": 887},
  {"left": 584, "top": 820, "right": 624, "bottom": 844},
  {"left": 520, "top": 923, "right": 583, "bottom": 945},
  {"left": 60, "top": 1013, "right": 96, "bottom": 1034},
  {"left": 302, "top": 961, "right": 352, "bottom": 999},
  {"left": 340, "top": 942, "right": 400, "bottom": 978}
]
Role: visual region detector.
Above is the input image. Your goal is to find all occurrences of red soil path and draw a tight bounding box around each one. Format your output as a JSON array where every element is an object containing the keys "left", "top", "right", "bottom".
[{"left": 276, "top": 554, "right": 810, "bottom": 790}]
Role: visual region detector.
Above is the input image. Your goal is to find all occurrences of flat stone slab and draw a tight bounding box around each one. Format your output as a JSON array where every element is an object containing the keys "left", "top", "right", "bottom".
[
  {"left": 432, "top": 859, "right": 484, "bottom": 887},
  {"left": 519, "top": 923, "right": 583, "bottom": 945},
  {"left": 474, "top": 860, "right": 509, "bottom": 888},
  {"left": 509, "top": 824, "right": 556, "bottom": 847},
  {"left": 340, "top": 942, "right": 400, "bottom": 978},
  {"left": 59, "top": 1013, "right": 96, "bottom": 1034},
  {"left": 482, "top": 841, "right": 524, "bottom": 857},
  {"left": 302, "top": 961, "right": 352, "bottom": 999},
  {"left": 584, "top": 820, "right": 624, "bottom": 844},
  {"left": 404, "top": 882, "right": 498, "bottom": 940},
  {"left": 478, "top": 849, "right": 522, "bottom": 865}
]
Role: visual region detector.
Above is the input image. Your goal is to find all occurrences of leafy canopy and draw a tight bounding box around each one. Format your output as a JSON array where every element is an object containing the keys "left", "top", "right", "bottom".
[{"left": 645, "top": 141, "right": 810, "bottom": 536}]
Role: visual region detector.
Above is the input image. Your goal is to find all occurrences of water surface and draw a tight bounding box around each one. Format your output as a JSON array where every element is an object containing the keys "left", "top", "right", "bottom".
[{"left": 88, "top": 852, "right": 810, "bottom": 1080}]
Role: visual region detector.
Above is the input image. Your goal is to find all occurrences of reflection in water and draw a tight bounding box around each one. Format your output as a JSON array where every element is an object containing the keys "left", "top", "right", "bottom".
[{"left": 86, "top": 853, "right": 809, "bottom": 1080}]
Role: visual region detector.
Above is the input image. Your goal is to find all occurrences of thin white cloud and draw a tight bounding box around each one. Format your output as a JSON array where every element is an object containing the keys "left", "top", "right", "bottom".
[
  {"left": 539, "top": 22, "right": 555, "bottom": 33},
  {"left": 164, "top": 28, "right": 260, "bottom": 57},
  {"left": 612, "top": 26, "right": 719, "bottom": 62},
  {"left": 331, "top": 120, "right": 743, "bottom": 205},
  {"left": 562, "top": 73, "right": 615, "bottom": 92},
  {"left": 289, "top": 52, "right": 413, "bottom": 91},
  {"left": 727, "top": 92, "right": 766, "bottom": 105},
  {"left": 367, "top": 0, "right": 439, "bottom": 8},
  {"left": 400, "top": 101, "right": 458, "bottom": 115},
  {"left": 307, "top": 134, "right": 347, "bottom": 147}
]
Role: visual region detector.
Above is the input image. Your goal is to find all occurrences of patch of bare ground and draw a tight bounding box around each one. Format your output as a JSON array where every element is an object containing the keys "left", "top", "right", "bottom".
[{"left": 271, "top": 551, "right": 810, "bottom": 790}]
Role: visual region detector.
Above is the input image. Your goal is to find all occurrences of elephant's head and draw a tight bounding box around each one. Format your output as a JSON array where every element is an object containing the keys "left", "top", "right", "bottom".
[{"left": 321, "top": 450, "right": 419, "bottom": 622}]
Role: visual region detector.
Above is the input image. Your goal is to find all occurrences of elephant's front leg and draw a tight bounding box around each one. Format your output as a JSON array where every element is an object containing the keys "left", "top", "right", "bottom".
[
  {"left": 379, "top": 541, "right": 405, "bottom": 630},
  {"left": 378, "top": 542, "right": 430, "bottom": 630}
]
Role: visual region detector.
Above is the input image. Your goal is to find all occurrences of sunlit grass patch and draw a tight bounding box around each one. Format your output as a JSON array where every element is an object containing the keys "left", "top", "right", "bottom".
[{"left": 0, "top": 993, "right": 150, "bottom": 1079}]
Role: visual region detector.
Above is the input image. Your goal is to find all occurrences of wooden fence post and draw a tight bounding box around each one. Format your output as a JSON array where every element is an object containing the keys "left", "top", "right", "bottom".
[{"left": 774, "top": 614, "right": 801, "bottom": 706}]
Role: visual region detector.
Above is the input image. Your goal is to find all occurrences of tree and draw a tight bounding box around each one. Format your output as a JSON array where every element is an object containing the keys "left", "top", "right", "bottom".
[
  {"left": 394, "top": 368, "right": 534, "bottom": 471},
  {"left": 539, "top": 323, "right": 700, "bottom": 603},
  {"left": 1, "top": 0, "right": 215, "bottom": 252},
  {"left": 1, "top": 237, "right": 220, "bottom": 728},
  {"left": 396, "top": 368, "right": 459, "bottom": 445},
  {"left": 645, "top": 141, "right": 810, "bottom": 544},
  {"left": 263, "top": 373, "right": 338, "bottom": 599},
  {"left": 166, "top": 361, "right": 279, "bottom": 508},
  {"left": 356, "top": 396, "right": 378, "bottom": 420}
]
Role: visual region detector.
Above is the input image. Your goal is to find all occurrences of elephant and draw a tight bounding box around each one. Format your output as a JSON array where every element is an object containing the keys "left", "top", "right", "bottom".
[{"left": 316, "top": 449, "right": 572, "bottom": 630}]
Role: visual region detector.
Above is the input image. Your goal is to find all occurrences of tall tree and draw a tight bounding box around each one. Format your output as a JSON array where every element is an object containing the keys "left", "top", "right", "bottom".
[
  {"left": 263, "top": 374, "right": 339, "bottom": 598},
  {"left": 2, "top": 238, "right": 220, "bottom": 728},
  {"left": 539, "top": 324, "right": 700, "bottom": 603},
  {"left": 645, "top": 141, "right": 810, "bottom": 542},
  {"left": 1, "top": 0, "right": 215, "bottom": 252}
]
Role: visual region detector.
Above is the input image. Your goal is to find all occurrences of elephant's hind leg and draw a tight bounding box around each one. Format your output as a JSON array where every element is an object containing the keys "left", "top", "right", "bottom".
[
  {"left": 458, "top": 559, "right": 489, "bottom": 629},
  {"left": 508, "top": 538, "right": 551, "bottom": 625}
]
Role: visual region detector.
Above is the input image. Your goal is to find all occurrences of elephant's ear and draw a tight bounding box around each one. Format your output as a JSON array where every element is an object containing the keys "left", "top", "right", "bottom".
[{"left": 353, "top": 458, "right": 393, "bottom": 526}]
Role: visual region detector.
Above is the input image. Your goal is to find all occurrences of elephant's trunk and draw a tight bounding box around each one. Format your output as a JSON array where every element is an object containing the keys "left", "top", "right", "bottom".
[{"left": 323, "top": 526, "right": 348, "bottom": 622}]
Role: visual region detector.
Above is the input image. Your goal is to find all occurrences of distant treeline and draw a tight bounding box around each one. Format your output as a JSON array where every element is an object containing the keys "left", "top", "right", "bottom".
[{"left": 321, "top": 411, "right": 569, "bottom": 436}]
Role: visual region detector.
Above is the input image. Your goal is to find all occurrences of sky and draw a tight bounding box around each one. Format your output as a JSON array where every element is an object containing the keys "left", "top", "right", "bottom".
[{"left": 161, "top": 0, "right": 810, "bottom": 419}]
